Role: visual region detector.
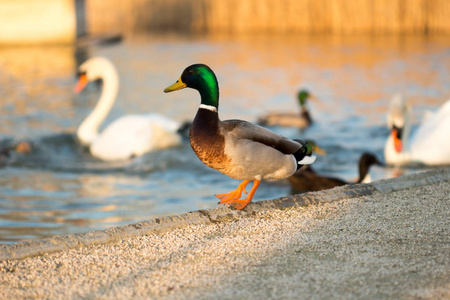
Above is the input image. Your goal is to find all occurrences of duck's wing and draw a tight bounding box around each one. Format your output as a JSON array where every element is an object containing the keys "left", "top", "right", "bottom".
[{"left": 221, "top": 119, "right": 303, "bottom": 154}]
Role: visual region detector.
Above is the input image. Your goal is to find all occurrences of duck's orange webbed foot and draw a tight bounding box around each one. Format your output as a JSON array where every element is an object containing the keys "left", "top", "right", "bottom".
[
  {"left": 228, "top": 198, "right": 253, "bottom": 210},
  {"left": 215, "top": 180, "right": 250, "bottom": 204},
  {"left": 217, "top": 180, "right": 261, "bottom": 210}
]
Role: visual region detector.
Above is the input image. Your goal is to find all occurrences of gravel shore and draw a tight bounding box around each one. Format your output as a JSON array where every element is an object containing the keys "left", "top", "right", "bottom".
[{"left": 0, "top": 169, "right": 449, "bottom": 299}]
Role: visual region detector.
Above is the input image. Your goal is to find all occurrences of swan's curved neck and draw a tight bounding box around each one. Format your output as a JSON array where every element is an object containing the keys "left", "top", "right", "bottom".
[{"left": 77, "top": 71, "right": 119, "bottom": 146}]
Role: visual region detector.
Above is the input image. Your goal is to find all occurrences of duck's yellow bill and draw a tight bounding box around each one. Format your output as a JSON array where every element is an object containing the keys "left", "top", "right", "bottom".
[
  {"left": 164, "top": 78, "right": 186, "bottom": 93},
  {"left": 314, "top": 144, "right": 327, "bottom": 155},
  {"left": 309, "top": 94, "right": 319, "bottom": 102}
]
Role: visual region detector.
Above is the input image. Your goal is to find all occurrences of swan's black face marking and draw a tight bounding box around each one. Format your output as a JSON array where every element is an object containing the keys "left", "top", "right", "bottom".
[{"left": 392, "top": 125, "right": 403, "bottom": 140}]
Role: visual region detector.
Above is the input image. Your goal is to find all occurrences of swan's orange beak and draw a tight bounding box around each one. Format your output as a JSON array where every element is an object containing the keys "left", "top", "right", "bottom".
[
  {"left": 74, "top": 74, "right": 88, "bottom": 93},
  {"left": 391, "top": 129, "right": 402, "bottom": 153}
]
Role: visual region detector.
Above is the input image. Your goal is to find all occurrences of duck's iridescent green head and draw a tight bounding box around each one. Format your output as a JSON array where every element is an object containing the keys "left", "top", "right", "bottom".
[
  {"left": 297, "top": 89, "right": 310, "bottom": 106},
  {"left": 304, "top": 142, "right": 313, "bottom": 155},
  {"left": 296, "top": 140, "right": 314, "bottom": 156},
  {"left": 305, "top": 140, "right": 327, "bottom": 155},
  {"left": 164, "top": 64, "right": 219, "bottom": 108}
]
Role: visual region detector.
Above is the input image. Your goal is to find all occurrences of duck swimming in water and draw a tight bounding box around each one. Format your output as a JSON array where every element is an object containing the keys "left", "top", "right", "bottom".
[
  {"left": 288, "top": 152, "right": 382, "bottom": 194},
  {"left": 257, "top": 89, "right": 314, "bottom": 129},
  {"left": 164, "top": 64, "right": 316, "bottom": 210}
]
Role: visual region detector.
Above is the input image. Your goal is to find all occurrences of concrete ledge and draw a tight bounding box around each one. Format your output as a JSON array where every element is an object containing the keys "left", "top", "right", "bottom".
[
  {"left": 0, "top": 168, "right": 448, "bottom": 261},
  {"left": 371, "top": 168, "right": 448, "bottom": 193}
]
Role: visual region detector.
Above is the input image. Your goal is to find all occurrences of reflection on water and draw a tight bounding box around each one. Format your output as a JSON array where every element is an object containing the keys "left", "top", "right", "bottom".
[
  {"left": 0, "top": 46, "right": 82, "bottom": 138},
  {"left": 0, "top": 34, "right": 449, "bottom": 243}
]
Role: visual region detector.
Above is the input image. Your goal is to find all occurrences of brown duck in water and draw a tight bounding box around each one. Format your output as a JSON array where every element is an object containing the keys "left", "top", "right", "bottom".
[
  {"left": 164, "top": 64, "right": 316, "bottom": 210},
  {"left": 258, "top": 89, "right": 314, "bottom": 129},
  {"left": 0, "top": 140, "right": 32, "bottom": 167},
  {"left": 289, "top": 152, "right": 383, "bottom": 194}
]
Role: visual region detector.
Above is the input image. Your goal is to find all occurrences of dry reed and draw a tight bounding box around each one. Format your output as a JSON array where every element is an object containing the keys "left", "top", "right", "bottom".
[{"left": 85, "top": 0, "right": 450, "bottom": 35}]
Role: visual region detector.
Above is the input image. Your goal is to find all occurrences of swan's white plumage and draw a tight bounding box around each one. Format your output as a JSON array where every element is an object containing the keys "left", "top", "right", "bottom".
[
  {"left": 89, "top": 114, "right": 181, "bottom": 161},
  {"left": 384, "top": 94, "right": 450, "bottom": 166},
  {"left": 76, "top": 57, "right": 181, "bottom": 161},
  {"left": 409, "top": 99, "right": 450, "bottom": 165}
]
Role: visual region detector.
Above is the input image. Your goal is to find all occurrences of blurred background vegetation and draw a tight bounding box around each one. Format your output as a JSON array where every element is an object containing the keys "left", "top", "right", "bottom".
[
  {"left": 1, "top": 0, "right": 448, "bottom": 45},
  {"left": 86, "top": 0, "right": 450, "bottom": 36}
]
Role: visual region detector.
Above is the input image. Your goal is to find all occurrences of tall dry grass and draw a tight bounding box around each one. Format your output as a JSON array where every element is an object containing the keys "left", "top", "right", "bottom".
[{"left": 85, "top": 0, "right": 450, "bottom": 35}]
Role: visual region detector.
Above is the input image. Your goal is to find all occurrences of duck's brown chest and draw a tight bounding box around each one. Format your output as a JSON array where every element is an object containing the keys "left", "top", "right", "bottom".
[{"left": 189, "top": 109, "right": 230, "bottom": 171}]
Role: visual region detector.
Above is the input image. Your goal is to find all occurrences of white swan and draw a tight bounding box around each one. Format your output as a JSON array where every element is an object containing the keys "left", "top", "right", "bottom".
[
  {"left": 384, "top": 94, "right": 450, "bottom": 166},
  {"left": 75, "top": 57, "right": 182, "bottom": 161}
]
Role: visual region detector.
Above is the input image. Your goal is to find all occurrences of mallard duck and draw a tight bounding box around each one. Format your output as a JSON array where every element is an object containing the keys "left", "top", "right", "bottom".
[
  {"left": 164, "top": 64, "right": 316, "bottom": 210},
  {"left": 289, "top": 152, "right": 382, "bottom": 193},
  {"left": 257, "top": 89, "right": 313, "bottom": 128},
  {"left": 384, "top": 94, "right": 450, "bottom": 166},
  {"left": 0, "top": 140, "right": 32, "bottom": 167},
  {"left": 75, "top": 57, "right": 182, "bottom": 161}
]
